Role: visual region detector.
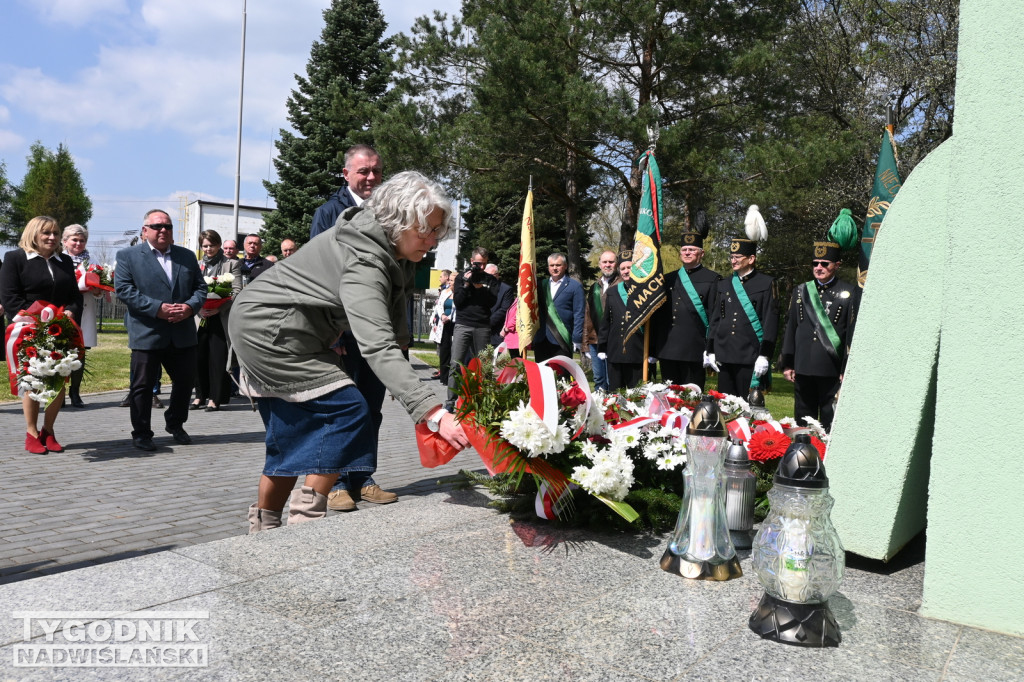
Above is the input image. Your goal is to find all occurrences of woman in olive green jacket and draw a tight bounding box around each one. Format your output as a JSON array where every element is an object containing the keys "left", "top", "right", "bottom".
[{"left": 230, "top": 172, "right": 469, "bottom": 531}]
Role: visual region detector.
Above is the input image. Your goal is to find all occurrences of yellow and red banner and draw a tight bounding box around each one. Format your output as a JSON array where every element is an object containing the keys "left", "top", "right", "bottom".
[{"left": 516, "top": 189, "right": 539, "bottom": 349}]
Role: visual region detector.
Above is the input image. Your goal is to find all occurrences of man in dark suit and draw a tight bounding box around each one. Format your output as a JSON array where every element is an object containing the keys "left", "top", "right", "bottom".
[
  {"left": 534, "top": 252, "right": 585, "bottom": 362},
  {"left": 654, "top": 234, "right": 722, "bottom": 389},
  {"left": 309, "top": 144, "right": 383, "bottom": 239},
  {"left": 780, "top": 241, "right": 858, "bottom": 431},
  {"left": 706, "top": 237, "right": 778, "bottom": 398},
  {"left": 486, "top": 263, "right": 515, "bottom": 346},
  {"left": 115, "top": 210, "right": 206, "bottom": 451},
  {"left": 583, "top": 250, "right": 619, "bottom": 391}
]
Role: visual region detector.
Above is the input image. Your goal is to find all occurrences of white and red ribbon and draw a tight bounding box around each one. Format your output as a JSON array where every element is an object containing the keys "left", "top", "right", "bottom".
[{"left": 534, "top": 481, "right": 577, "bottom": 520}]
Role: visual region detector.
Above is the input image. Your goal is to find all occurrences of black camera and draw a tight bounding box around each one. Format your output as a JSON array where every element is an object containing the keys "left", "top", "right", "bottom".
[{"left": 468, "top": 262, "right": 486, "bottom": 284}]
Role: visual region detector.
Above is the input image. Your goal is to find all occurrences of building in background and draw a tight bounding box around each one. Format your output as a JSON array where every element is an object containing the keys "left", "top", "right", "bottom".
[{"left": 181, "top": 200, "right": 266, "bottom": 254}]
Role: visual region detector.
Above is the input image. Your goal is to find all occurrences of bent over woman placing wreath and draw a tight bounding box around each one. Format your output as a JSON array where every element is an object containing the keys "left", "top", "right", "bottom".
[{"left": 230, "top": 171, "right": 470, "bottom": 532}]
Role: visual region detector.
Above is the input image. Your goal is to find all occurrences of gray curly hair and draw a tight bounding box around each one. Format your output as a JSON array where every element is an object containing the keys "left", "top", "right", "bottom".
[{"left": 364, "top": 171, "right": 455, "bottom": 246}]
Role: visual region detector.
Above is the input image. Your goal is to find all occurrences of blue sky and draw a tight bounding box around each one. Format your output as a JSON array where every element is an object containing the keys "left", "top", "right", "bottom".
[{"left": 0, "top": 0, "right": 460, "bottom": 246}]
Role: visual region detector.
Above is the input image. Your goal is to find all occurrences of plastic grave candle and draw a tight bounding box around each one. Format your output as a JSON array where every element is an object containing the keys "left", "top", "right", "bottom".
[
  {"left": 749, "top": 433, "right": 845, "bottom": 647},
  {"left": 723, "top": 439, "right": 756, "bottom": 550},
  {"left": 660, "top": 394, "right": 742, "bottom": 581}
]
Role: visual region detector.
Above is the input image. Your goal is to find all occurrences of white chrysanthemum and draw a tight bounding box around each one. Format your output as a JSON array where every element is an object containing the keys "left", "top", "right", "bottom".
[
  {"left": 718, "top": 394, "right": 749, "bottom": 415},
  {"left": 657, "top": 454, "right": 685, "bottom": 470},
  {"left": 802, "top": 416, "right": 829, "bottom": 442},
  {"left": 499, "top": 402, "right": 570, "bottom": 457},
  {"left": 778, "top": 416, "right": 798, "bottom": 428}
]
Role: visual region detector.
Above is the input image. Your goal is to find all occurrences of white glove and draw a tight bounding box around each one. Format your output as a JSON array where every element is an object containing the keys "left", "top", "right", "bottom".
[
  {"left": 648, "top": 356, "right": 657, "bottom": 364},
  {"left": 597, "top": 352, "right": 607, "bottom": 361},
  {"left": 703, "top": 352, "right": 720, "bottom": 372},
  {"left": 754, "top": 355, "right": 770, "bottom": 377}
]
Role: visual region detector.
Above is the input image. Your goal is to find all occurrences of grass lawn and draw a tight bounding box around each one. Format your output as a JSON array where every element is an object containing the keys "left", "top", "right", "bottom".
[
  {"left": 6, "top": 335, "right": 798, "bottom": 418},
  {"left": 0, "top": 331, "right": 160, "bottom": 403}
]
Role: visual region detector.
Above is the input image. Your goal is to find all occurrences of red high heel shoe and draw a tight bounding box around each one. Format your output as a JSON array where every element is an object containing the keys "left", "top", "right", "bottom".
[
  {"left": 25, "top": 432, "right": 47, "bottom": 454},
  {"left": 39, "top": 428, "right": 64, "bottom": 453}
]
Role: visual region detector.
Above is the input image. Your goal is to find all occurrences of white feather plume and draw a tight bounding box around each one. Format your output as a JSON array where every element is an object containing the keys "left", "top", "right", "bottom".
[{"left": 744, "top": 205, "right": 767, "bottom": 242}]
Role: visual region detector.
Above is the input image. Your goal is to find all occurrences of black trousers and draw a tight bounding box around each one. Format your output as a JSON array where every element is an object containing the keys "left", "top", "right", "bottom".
[
  {"left": 195, "top": 316, "right": 231, "bottom": 405},
  {"left": 532, "top": 337, "right": 572, "bottom": 363},
  {"left": 716, "top": 362, "right": 754, "bottom": 398},
  {"left": 129, "top": 345, "right": 197, "bottom": 439},
  {"left": 437, "top": 321, "right": 454, "bottom": 384},
  {"left": 793, "top": 374, "right": 842, "bottom": 431},
  {"left": 659, "top": 359, "right": 706, "bottom": 390},
  {"left": 607, "top": 361, "right": 643, "bottom": 391}
]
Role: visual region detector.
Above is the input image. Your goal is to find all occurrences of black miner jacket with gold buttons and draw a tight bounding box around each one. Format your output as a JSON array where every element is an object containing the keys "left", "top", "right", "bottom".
[
  {"left": 780, "top": 277, "right": 858, "bottom": 377},
  {"left": 706, "top": 269, "right": 779, "bottom": 365},
  {"left": 653, "top": 265, "right": 722, "bottom": 363}
]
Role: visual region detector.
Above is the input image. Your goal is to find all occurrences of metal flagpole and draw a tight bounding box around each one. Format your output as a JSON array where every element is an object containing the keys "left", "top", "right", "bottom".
[{"left": 232, "top": 0, "right": 248, "bottom": 239}]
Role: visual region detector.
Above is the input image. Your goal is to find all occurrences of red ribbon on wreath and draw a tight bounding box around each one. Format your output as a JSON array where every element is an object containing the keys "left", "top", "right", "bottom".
[{"left": 4, "top": 301, "right": 84, "bottom": 394}]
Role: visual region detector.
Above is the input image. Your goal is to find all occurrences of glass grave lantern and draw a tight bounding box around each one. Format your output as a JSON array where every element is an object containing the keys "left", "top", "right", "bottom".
[
  {"left": 723, "top": 439, "right": 756, "bottom": 550},
  {"left": 660, "top": 394, "right": 742, "bottom": 581},
  {"left": 749, "top": 434, "right": 845, "bottom": 647}
]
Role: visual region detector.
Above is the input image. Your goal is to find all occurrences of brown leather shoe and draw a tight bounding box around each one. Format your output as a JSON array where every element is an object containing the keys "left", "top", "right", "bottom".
[
  {"left": 358, "top": 484, "right": 398, "bottom": 505},
  {"left": 327, "top": 489, "right": 356, "bottom": 512}
]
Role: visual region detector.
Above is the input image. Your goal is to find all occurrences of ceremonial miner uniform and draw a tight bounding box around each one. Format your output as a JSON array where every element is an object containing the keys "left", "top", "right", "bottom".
[
  {"left": 654, "top": 233, "right": 721, "bottom": 389},
  {"left": 780, "top": 241, "right": 858, "bottom": 430},
  {"left": 707, "top": 238, "right": 778, "bottom": 397},
  {"left": 598, "top": 280, "right": 645, "bottom": 390}
]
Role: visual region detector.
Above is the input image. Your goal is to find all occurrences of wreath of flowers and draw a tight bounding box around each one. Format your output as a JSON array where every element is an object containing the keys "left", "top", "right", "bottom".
[{"left": 5, "top": 301, "right": 84, "bottom": 406}]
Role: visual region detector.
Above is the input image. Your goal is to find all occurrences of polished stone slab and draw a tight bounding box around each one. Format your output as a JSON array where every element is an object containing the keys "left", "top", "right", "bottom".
[{"left": 2, "top": 490, "right": 1022, "bottom": 681}]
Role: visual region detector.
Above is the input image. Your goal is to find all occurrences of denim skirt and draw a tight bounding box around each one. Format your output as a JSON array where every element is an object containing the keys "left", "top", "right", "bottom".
[{"left": 257, "top": 385, "right": 375, "bottom": 476}]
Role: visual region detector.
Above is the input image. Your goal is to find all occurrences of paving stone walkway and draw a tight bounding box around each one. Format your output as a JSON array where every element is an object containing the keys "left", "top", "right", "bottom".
[{"left": 0, "top": 358, "right": 479, "bottom": 584}]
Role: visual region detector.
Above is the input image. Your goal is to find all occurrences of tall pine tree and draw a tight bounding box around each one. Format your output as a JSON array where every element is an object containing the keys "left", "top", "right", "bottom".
[
  {"left": 262, "top": 0, "right": 393, "bottom": 251},
  {"left": 13, "top": 142, "right": 92, "bottom": 229}
]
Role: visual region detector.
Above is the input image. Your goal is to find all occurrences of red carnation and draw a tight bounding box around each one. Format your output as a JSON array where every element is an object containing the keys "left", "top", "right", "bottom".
[
  {"left": 708, "top": 390, "right": 726, "bottom": 400},
  {"left": 51, "top": 351, "right": 63, "bottom": 360},
  {"left": 47, "top": 323, "right": 62, "bottom": 337},
  {"left": 560, "top": 385, "right": 587, "bottom": 408},
  {"left": 25, "top": 346, "right": 37, "bottom": 358},
  {"left": 747, "top": 429, "right": 792, "bottom": 462},
  {"left": 811, "top": 436, "right": 827, "bottom": 460}
]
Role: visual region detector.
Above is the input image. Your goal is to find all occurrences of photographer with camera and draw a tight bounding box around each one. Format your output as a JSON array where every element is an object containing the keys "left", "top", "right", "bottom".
[{"left": 444, "top": 247, "right": 500, "bottom": 411}]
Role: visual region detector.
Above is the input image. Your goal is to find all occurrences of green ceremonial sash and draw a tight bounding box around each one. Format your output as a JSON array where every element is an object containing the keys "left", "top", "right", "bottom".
[
  {"left": 731, "top": 274, "right": 764, "bottom": 389},
  {"left": 545, "top": 280, "right": 572, "bottom": 349},
  {"left": 592, "top": 283, "right": 604, "bottom": 325},
  {"left": 678, "top": 267, "right": 709, "bottom": 331},
  {"left": 803, "top": 282, "right": 842, "bottom": 361}
]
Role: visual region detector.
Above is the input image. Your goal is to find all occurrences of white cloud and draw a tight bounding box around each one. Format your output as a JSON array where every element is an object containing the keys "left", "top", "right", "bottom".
[
  {"left": 0, "top": 105, "right": 9, "bottom": 123},
  {"left": 0, "top": 129, "right": 25, "bottom": 152},
  {"left": 22, "top": 0, "right": 129, "bottom": 26}
]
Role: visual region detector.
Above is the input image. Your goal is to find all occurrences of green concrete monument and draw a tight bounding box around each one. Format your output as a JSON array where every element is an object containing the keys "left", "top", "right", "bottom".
[{"left": 825, "top": 0, "right": 1024, "bottom": 637}]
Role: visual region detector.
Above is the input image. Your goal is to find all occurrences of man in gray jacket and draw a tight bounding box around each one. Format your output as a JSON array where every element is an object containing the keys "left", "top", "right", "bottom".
[{"left": 115, "top": 210, "right": 206, "bottom": 451}]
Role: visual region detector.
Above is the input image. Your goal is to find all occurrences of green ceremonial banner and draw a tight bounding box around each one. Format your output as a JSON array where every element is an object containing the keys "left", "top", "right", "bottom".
[
  {"left": 622, "top": 151, "right": 666, "bottom": 347},
  {"left": 858, "top": 130, "right": 903, "bottom": 287}
]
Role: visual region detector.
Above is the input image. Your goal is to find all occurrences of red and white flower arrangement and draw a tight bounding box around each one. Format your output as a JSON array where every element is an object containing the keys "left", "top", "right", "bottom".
[
  {"left": 4, "top": 301, "right": 84, "bottom": 406},
  {"left": 202, "top": 273, "right": 235, "bottom": 310},
  {"left": 76, "top": 262, "right": 115, "bottom": 294}
]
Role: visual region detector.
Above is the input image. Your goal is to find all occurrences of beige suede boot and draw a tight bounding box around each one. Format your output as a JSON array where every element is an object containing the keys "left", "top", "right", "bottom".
[
  {"left": 248, "top": 503, "right": 283, "bottom": 533},
  {"left": 286, "top": 486, "right": 328, "bottom": 525}
]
